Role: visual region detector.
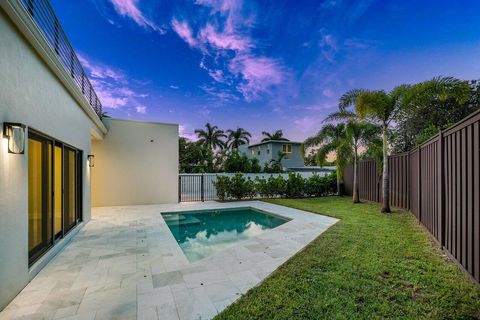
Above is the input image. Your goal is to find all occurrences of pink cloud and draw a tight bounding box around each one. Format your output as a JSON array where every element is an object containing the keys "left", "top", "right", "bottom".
[
  {"left": 80, "top": 55, "right": 149, "bottom": 111},
  {"left": 171, "top": 19, "right": 197, "bottom": 47},
  {"left": 198, "top": 23, "right": 251, "bottom": 51},
  {"left": 110, "top": 0, "right": 164, "bottom": 33},
  {"left": 229, "top": 55, "right": 285, "bottom": 101}
]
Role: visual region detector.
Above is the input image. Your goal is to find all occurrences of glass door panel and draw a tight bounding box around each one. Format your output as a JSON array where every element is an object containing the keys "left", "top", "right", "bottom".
[
  {"left": 64, "top": 148, "right": 77, "bottom": 231},
  {"left": 28, "top": 135, "right": 53, "bottom": 264},
  {"left": 54, "top": 145, "right": 63, "bottom": 237}
]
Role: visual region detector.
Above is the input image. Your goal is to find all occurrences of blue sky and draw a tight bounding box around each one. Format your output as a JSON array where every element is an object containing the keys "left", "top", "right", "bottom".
[{"left": 51, "top": 0, "right": 480, "bottom": 142}]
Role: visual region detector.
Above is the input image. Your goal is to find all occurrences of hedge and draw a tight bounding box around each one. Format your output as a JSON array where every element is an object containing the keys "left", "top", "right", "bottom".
[{"left": 213, "top": 172, "right": 337, "bottom": 201}]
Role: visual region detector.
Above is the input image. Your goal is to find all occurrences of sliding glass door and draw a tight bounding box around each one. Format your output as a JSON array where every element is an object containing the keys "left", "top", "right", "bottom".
[
  {"left": 28, "top": 134, "right": 53, "bottom": 262},
  {"left": 28, "top": 130, "right": 82, "bottom": 265}
]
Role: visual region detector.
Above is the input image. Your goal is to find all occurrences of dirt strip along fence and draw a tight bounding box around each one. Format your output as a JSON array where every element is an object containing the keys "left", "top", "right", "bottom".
[{"left": 343, "top": 110, "right": 480, "bottom": 284}]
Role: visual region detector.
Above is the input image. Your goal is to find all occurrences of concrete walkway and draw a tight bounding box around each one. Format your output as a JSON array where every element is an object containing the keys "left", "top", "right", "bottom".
[{"left": 0, "top": 201, "right": 338, "bottom": 320}]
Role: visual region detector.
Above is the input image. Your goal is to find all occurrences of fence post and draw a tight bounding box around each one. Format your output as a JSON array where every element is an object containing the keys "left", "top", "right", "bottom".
[
  {"left": 201, "top": 174, "right": 205, "bottom": 202},
  {"left": 418, "top": 146, "right": 422, "bottom": 222},
  {"left": 178, "top": 175, "right": 181, "bottom": 203},
  {"left": 438, "top": 130, "right": 445, "bottom": 246}
]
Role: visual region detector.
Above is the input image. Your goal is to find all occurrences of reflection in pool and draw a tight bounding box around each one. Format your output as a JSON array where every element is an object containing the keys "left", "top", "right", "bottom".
[{"left": 161, "top": 207, "right": 289, "bottom": 262}]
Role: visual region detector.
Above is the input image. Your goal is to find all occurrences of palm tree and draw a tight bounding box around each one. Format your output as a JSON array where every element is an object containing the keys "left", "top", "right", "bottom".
[
  {"left": 226, "top": 127, "right": 252, "bottom": 149},
  {"left": 194, "top": 123, "right": 227, "bottom": 150},
  {"left": 338, "top": 86, "right": 409, "bottom": 212},
  {"left": 345, "top": 120, "right": 382, "bottom": 203},
  {"left": 303, "top": 123, "right": 351, "bottom": 195},
  {"left": 269, "top": 151, "right": 287, "bottom": 172},
  {"left": 261, "top": 130, "right": 289, "bottom": 142}
]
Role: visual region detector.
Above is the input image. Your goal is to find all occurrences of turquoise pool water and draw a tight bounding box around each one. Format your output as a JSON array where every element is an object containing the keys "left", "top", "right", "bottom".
[{"left": 161, "top": 207, "right": 289, "bottom": 262}]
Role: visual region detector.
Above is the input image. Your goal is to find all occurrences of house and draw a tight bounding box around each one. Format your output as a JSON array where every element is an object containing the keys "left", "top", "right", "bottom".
[
  {"left": 0, "top": 0, "right": 178, "bottom": 310},
  {"left": 240, "top": 140, "right": 305, "bottom": 169}
]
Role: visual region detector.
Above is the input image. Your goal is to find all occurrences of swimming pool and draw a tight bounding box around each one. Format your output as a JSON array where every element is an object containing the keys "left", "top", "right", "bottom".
[{"left": 161, "top": 207, "right": 290, "bottom": 262}]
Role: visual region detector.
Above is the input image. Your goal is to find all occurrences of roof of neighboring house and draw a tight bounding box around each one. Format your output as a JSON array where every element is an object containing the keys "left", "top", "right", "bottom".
[{"left": 248, "top": 140, "right": 302, "bottom": 148}]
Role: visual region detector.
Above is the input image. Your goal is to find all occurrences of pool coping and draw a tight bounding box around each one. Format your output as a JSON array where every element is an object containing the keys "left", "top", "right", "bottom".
[{"left": 0, "top": 200, "right": 339, "bottom": 320}]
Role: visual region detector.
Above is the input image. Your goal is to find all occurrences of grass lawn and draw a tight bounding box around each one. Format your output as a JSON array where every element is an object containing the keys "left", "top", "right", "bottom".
[{"left": 215, "top": 197, "right": 480, "bottom": 319}]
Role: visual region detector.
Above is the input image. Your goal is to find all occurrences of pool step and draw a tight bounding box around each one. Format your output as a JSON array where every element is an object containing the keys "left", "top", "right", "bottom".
[{"left": 163, "top": 214, "right": 201, "bottom": 226}]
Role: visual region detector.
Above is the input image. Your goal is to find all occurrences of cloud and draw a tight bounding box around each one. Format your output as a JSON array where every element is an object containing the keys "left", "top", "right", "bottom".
[
  {"left": 229, "top": 54, "right": 285, "bottom": 101},
  {"left": 322, "top": 88, "right": 335, "bottom": 97},
  {"left": 80, "top": 54, "right": 149, "bottom": 111},
  {"left": 109, "top": 0, "right": 165, "bottom": 34},
  {"left": 171, "top": 19, "right": 197, "bottom": 47},
  {"left": 294, "top": 116, "right": 318, "bottom": 133},
  {"left": 169, "top": 85, "right": 180, "bottom": 89},
  {"left": 179, "top": 125, "right": 198, "bottom": 141},
  {"left": 198, "top": 23, "right": 252, "bottom": 51},
  {"left": 77, "top": 54, "right": 125, "bottom": 82},
  {"left": 170, "top": 0, "right": 287, "bottom": 102},
  {"left": 135, "top": 106, "right": 147, "bottom": 114}
]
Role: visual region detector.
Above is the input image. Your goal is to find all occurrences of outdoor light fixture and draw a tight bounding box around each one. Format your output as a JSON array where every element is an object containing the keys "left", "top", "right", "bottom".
[
  {"left": 87, "top": 154, "right": 95, "bottom": 167},
  {"left": 3, "top": 122, "right": 26, "bottom": 154}
]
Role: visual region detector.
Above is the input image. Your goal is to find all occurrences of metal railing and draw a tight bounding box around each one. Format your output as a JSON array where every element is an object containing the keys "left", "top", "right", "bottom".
[{"left": 19, "top": 0, "right": 103, "bottom": 118}]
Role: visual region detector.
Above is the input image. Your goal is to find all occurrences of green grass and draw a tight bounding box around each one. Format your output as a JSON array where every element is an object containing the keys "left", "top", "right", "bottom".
[{"left": 215, "top": 197, "right": 480, "bottom": 320}]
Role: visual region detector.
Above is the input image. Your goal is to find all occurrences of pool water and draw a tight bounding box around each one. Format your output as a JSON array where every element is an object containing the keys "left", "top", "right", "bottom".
[{"left": 161, "top": 207, "right": 289, "bottom": 262}]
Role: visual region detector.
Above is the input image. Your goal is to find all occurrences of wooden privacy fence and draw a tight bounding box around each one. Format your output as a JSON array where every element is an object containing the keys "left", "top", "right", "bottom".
[{"left": 343, "top": 110, "right": 480, "bottom": 284}]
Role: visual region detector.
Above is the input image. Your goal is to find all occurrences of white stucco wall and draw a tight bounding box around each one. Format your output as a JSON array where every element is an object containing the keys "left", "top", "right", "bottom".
[
  {"left": 92, "top": 119, "right": 179, "bottom": 207},
  {"left": 0, "top": 9, "right": 103, "bottom": 310}
]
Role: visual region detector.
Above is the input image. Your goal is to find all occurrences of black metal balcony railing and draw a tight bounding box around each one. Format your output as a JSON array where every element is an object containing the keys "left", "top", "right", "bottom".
[{"left": 20, "top": 0, "right": 103, "bottom": 118}]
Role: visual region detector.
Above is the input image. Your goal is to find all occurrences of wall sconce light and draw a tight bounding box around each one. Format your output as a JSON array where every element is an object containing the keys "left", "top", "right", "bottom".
[
  {"left": 87, "top": 154, "right": 95, "bottom": 167},
  {"left": 3, "top": 122, "right": 26, "bottom": 154}
]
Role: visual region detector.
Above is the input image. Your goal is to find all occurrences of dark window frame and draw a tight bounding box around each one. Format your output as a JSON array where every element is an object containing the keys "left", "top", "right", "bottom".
[{"left": 27, "top": 128, "right": 83, "bottom": 266}]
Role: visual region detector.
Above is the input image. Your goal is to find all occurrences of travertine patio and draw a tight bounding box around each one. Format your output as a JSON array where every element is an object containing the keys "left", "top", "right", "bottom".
[{"left": 0, "top": 201, "right": 338, "bottom": 320}]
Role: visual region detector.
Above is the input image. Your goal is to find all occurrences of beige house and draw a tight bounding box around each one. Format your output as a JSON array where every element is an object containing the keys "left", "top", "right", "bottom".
[{"left": 0, "top": 0, "right": 178, "bottom": 310}]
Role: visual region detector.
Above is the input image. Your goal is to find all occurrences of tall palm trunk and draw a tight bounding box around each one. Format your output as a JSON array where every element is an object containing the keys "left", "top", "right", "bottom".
[
  {"left": 353, "top": 144, "right": 360, "bottom": 203},
  {"left": 381, "top": 123, "right": 391, "bottom": 213},
  {"left": 336, "top": 173, "right": 342, "bottom": 196}
]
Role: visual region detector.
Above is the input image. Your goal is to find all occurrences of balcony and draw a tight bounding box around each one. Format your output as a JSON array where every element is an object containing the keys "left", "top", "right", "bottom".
[{"left": 19, "top": 0, "right": 103, "bottom": 118}]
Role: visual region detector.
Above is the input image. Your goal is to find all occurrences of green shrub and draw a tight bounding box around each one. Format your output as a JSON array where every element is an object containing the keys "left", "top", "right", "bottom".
[
  {"left": 305, "top": 174, "right": 324, "bottom": 197},
  {"left": 268, "top": 175, "right": 286, "bottom": 197},
  {"left": 229, "top": 173, "right": 248, "bottom": 200},
  {"left": 323, "top": 171, "right": 337, "bottom": 194},
  {"left": 255, "top": 177, "right": 270, "bottom": 198},
  {"left": 214, "top": 175, "right": 230, "bottom": 201},
  {"left": 245, "top": 178, "right": 257, "bottom": 199},
  {"left": 285, "top": 173, "right": 305, "bottom": 198}
]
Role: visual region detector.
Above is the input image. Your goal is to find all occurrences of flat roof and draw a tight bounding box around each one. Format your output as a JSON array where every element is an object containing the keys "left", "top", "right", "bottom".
[{"left": 248, "top": 140, "right": 302, "bottom": 148}]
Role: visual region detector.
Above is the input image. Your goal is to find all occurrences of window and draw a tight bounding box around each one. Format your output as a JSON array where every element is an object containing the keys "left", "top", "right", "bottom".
[
  {"left": 282, "top": 144, "right": 292, "bottom": 159},
  {"left": 282, "top": 144, "right": 292, "bottom": 153},
  {"left": 257, "top": 149, "right": 261, "bottom": 155},
  {"left": 28, "top": 129, "right": 82, "bottom": 266}
]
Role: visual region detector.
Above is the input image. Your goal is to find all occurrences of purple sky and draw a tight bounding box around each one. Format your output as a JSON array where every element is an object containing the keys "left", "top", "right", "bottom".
[{"left": 51, "top": 0, "right": 480, "bottom": 143}]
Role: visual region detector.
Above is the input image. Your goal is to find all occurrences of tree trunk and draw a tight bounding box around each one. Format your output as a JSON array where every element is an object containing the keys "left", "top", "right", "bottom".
[
  {"left": 381, "top": 123, "right": 391, "bottom": 213},
  {"left": 353, "top": 144, "right": 360, "bottom": 203},
  {"left": 336, "top": 172, "right": 342, "bottom": 196}
]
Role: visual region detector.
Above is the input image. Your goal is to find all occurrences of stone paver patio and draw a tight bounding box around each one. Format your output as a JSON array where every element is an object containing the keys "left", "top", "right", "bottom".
[{"left": 0, "top": 201, "right": 338, "bottom": 320}]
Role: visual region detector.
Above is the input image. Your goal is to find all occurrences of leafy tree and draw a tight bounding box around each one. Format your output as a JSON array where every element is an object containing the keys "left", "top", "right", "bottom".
[
  {"left": 179, "top": 137, "right": 214, "bottom": 173},
  {"left": 221, "top": 150, "right": 262, "bottom": 173},
  {"left": 195, "top": 123, "right": 227, "bottom": 150},
  {"left": 338, "top": 86, "right": 408, "bottom": 213},
  {"left": 345, "top": 121, "right": 382, "bottom": 203},
  {"left": 392, "top": 77, "right": 478, "bottom": 152},
  {"left": 226, "top": 127, "right": 252, "bottom": 149},
  {"left": 261, "top": 130, "right": 289, "bottom": 142},
  {"left": 303, "top": 123, "right": 351, "bottom": 195}
]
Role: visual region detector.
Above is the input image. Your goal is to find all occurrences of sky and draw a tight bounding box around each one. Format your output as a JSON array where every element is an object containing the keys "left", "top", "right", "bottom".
[{"left": 51, "top": 0, "right": 480, "bottom": 143}]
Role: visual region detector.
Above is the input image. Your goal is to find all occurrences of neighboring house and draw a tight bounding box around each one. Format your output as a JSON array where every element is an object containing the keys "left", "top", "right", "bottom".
[
  {"left": 0, "top": 0, "right": 178, "bottom": 310},
  {"left": 240, "top": 140, "right": 304, "bottom": 169}
]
